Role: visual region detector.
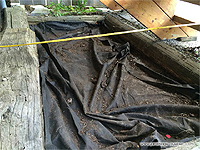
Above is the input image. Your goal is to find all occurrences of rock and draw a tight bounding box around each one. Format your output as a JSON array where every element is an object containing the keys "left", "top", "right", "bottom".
[
  {"left": 175, "top": 36, "right": 197, "bottom": 42},
  {"left": 30, "top": 5, "right": 49, "bottom": 16}
]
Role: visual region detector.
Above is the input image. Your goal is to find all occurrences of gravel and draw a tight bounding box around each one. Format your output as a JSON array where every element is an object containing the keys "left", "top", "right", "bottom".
[{"left": 113, "top": 10, "right": 200, "bottom": 63}]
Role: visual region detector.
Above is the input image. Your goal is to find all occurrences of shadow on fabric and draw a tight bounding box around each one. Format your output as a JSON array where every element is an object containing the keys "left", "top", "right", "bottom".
[{"left": 30, "top": 21, "right": 200, "bottom": 150}]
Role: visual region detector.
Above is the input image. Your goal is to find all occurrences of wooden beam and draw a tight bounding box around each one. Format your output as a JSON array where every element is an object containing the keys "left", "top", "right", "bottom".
[
  {"left": 114, "top": 0, "right": 187, "bottom": 39},
  {"left": 104, "top": 13, "right": 200, "bottom": 85},
  {"left": 152, "top": 0, "right": 197, "bottom": 37},
  {"left": 100, "top": 0, "right": 122, "bottom": 10},
  {"left": 175, "top": 1, "right": 200, "bottom": 23},
  {"left": 173, "top": 15, "right": 200, "bottom": 31},
  {"left": 181, "top": 0, "right": 200, "bottom": 6},
  {"left": 27, "top": 15, "right": 105, "bottom": 25},
  {"left": 0, "top": 7, "right": 44, "bottom": 149},
  {"left": 153, "top": 0, "right": 178, "bottom": 17}
]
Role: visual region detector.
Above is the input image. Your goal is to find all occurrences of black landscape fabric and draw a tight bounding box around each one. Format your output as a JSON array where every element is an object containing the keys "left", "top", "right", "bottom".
[{"left": 30, "top": 21, "right": 200, "bottom": 150}]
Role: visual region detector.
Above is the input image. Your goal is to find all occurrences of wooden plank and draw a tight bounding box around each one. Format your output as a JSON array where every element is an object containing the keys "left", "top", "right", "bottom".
[
  {"left": 100, "top": 0, "right": 122, "bottom": 10},
  {"left": 0, "top": 7, "right": 44, "bottom": 150},
  {"left": 115, "top": 0, "right": 187, "bottom": 39},
  {"left": 104, "top": 13, "right": 199, "bottom": 85},
  {"left": 27, "top": 15, "right": 105, "bottom": 24},
  {"left": 154, "top": 0, "right": 198, "bottom": 35},
  {"left": 173, "top": 15, "right": 200, "bottom": 31},
  {"left": 153, "top": 0, "right": 177, "bottom": 17},
  {"left": 181, "top": 0, "right": 200, "bottom": 5},
  {"left": 175, "top": 1, "right": 200, "bottom": 23}
]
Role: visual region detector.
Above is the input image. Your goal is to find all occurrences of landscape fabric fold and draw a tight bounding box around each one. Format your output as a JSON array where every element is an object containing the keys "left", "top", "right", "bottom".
[{"left": 30, "top": 21, "right": 200, "bottom": 150}]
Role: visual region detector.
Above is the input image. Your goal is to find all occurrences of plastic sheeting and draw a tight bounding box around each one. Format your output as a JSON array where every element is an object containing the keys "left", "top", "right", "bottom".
[{"left": 30, "top": 21, "right": 200, "bottom": 150}]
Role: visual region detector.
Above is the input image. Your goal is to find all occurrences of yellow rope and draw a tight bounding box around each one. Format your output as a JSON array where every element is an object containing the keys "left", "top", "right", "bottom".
[{"left": 0, "top": 23, "right": 199, "bottom": 48}]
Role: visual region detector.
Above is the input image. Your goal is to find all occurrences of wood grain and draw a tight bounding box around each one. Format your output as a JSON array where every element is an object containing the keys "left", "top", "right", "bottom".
[
  {"left": 100, "top": 0, "right": 122, "bottom": 10},
  {"left": 115, "top": 0, "right": 187, "bottom": 39},
  {"left": 153, "top": 0, "right": 177, "bottom": 18},
  {"left": 173, "top": 15, "right": 200, "bottom": 31},
  {"left": 27, "top": 15, "right": 105, "bottom": 25},
  {"left": 104, "top": 13, "right": 199, "bottom": 85},
  {"left": 0, "top": 7, "right": 44, "bottom": 150}
]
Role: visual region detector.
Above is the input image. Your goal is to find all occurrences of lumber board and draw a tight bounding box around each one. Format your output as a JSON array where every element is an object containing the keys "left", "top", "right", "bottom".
[
  {"left": 153, "top": 0, "right": 198, "bottom": 35},
  {"left": 175, "top": 1, "right": 200, "bottom": 24},
  {"left": 100, "top": 0, "right": 122, "bottom": 10},
  {"left": 181, "top": 0, "right": 200, "bottom": 5},
  {"left": 104, "top": 13, "right": 199, "bottom": 85},
  {"left": 0, "top": 7, "right": 44, "bottom": 150},
  {"left": 101, "top": 0, "right": 197, "bottom": 39},
  {"left": 27, "top": 15, "right": 105, "bottom": 24},
  {"left": 153, "top": 0, "right": 177, "bottom": 18},
  {"left": 173, "top": 15, "right": 199, "bottom": 32},
  {"left": 114, "top": 0, "right": 188, "bottom": 39}
]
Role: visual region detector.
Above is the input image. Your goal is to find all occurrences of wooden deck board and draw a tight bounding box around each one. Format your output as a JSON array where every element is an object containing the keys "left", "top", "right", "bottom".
[
  {"left": 27, "top": 15, "right": 105, "bottom": 25},
  {"left": 101, "top": 0, "right": 198, "bottom": 39},
  {"left": 115, "top": 0, "right": 187, "bottom": 39},
  {"left": 105, "top": 13, "right": 199, "bottom": 85},
  {"left": 0, "top": 7, "right": 44, "bottom": 150},
  {"left": 100, "top": 0, "right": 122, "bottom": 10},
  {"left": 173, "top": 15, "right": 200, "bottom": 31},
  {"left": 153, "top": 0, "right": 177, "bottom": 17}
]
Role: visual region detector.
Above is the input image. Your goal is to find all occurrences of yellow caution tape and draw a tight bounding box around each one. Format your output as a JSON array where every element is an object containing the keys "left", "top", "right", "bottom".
[{"left": 0, "top": 23, "right": 199, "bottom": 48}]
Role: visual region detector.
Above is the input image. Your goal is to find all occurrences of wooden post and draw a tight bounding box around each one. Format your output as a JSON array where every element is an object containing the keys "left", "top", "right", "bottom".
[{"left": 0, "top": 7, "right": 44, "bottom": 150}]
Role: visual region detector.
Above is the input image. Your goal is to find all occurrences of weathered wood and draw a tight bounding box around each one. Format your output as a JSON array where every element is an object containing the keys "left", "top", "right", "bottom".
[
  {"left": 175, "top": 1, "right": 200, "bottom": 24},
  {"left": 104, "top": 13, "right": 199, "bottom": 85},
  {"left": 27, "top": 15, "right": 105, "bottom": 24},
  {"left": 173, "top": 16, "right": 200, "bottom": 31},
  {"left": 181, "top": 0, "right": 200, "bottom": 5},
  {"left": 0, "top": 7, "right": 44, "bottom": 150}
]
